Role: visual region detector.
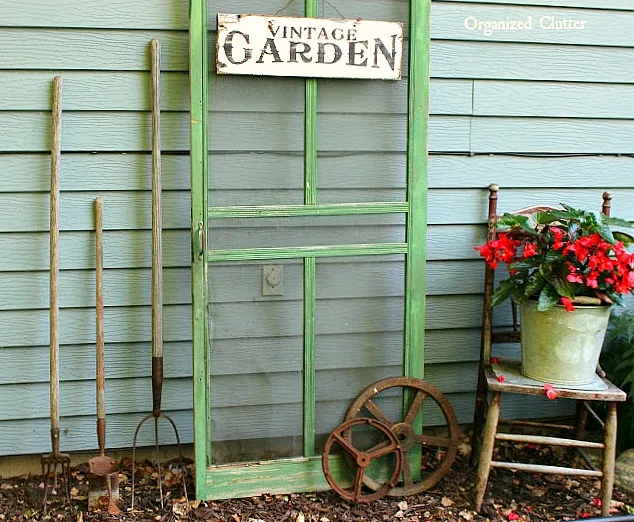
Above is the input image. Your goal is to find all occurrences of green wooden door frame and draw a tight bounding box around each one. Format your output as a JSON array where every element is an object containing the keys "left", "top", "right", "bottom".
[{"left": 189, "top": 0, "right": 431, "bottom": 500}]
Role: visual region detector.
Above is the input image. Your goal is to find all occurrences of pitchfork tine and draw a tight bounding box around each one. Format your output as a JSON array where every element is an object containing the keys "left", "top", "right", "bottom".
[{"left": 155, "top": 417, "right": 164, "bottom": 508}]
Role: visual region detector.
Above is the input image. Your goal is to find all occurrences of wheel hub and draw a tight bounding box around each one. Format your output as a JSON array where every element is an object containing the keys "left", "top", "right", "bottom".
[{"left": 391, "top": 422, "right": 416, "bottom": 451}]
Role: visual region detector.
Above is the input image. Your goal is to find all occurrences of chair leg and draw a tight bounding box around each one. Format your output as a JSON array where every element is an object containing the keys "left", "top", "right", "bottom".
[
  {"left": 601, "top": 402, "right": 618, "bottom": 517},
  {"left": 474, "top": 392, "right": 501, "bottom": 513},
  {"left": 574, "top": 400, "right": 589, "bottom": 441},
  {"left": 568, "top": 400, "right": 590, "bottom": 461},
  {"left": 471, "top": 367, "right": 488, "bottom": 466}
]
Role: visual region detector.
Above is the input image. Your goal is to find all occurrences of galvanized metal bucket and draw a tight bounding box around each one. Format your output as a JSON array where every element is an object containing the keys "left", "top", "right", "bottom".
[{"left": 520, "top": 299, "right": 611, "bottom": 386}]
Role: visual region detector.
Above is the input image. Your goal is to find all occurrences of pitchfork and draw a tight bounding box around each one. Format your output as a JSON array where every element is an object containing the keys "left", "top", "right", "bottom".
[
  {"left": 42, "top": 76, "right": 72, "bottom": 514},
  {"left": 131, "top": 38, "right": 188, "bottom": 509}
]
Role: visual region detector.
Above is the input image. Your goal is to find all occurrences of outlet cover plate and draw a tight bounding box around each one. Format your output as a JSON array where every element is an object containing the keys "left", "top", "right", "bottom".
[{"left": 262, "top": 265, "right": 283, "bottom": 296}]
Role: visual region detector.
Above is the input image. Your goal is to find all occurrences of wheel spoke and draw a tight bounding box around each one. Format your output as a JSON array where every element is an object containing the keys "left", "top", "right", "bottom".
[
  {"left": 404, "top": 391, "right": 426, "bottom": 425},
  {"left": 364, "top": 400, "right": 393, "bottom": 427},
  {"left": 333, "top": 432, "right": 360, "bottom": 458},
  {"left": 401, "top": 452, "right": 413, "bottom": 487},
  {"left": 417, "top": 434, "right": 452, "bottom": 448},
  {"left": 370, "top": 441, "right": 399, "bottom": 460},
  {"left": 352, "top": 466, "right": 364, "bottom": 502}
]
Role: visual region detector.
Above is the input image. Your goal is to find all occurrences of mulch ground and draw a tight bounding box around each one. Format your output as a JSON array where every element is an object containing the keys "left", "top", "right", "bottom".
[{"left": 1, "top": 439, "right": 632, "bottom": 522}]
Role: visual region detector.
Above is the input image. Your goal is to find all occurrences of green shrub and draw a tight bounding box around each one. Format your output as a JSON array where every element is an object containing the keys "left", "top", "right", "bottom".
[{"left": 601, "top": 310, "right": 634, "bottom": 453}]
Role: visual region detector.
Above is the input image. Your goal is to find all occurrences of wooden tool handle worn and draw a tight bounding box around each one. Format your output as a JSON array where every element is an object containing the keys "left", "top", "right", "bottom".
[
  {"left": 150, "top": 38, "right": 164, "bottom": 361},
  {"left": 50, "top": 76, "right": 63, "bottom": 431},
  {"left": 95, "top": 197, "right": 106, "bottom": 421}
]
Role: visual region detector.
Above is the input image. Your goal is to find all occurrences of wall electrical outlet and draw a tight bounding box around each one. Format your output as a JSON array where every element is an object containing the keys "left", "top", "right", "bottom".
[{"left": 262, "top": 265, "right": 283, "bottom": 296}]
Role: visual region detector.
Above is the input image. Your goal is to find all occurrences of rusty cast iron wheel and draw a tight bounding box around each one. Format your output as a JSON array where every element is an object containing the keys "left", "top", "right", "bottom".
[
  {"left": 345, "top": 377, "right": 460, "bottom": 497},
  {"left": 322, "top": 417, "right": 403, "bottom": 503}
]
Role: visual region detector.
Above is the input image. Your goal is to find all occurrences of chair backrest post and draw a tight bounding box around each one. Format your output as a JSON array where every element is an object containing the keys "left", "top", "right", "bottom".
[
  {"left": 487, "top": 184, "right": 500, "bottom": 242},
  {"left": 481, "top": 184, "right": 499, "bottom": 365},
  {"left": 602, "top": 192, "right": 612, "bottom": 217}
]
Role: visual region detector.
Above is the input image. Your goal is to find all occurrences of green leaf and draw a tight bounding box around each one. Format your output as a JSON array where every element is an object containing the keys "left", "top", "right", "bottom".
[
  {"left": 552, "top": 278, "right": 576, "bottom": 299},
  {"left": 602, "top": 215, "right": 634, "bottom": 229},
  {"left": 615, "top": 354, "right": 634, "bottom": 373},
  {"left": 538, "top": 258, "right": 558, "bottom": 280},
  {"left": 509, "top": 260, "right": 538, "bottom": 272},
  {"left": 559, "top": 204, "right": 587, "bottom": 221},
  {"left": 543, "top": 250, "right": 561, "bottom": 263},
  {"left": 596, "top": 224, "right": 615, "bottom": 244},
  {"left": 538, "top": 284, "right": 560, "bottom": 311},
  {"left": 525, "top": 273, "right": 546, "bottom": 297},
  {"left": 542, "top": 209, "right": 574, "bottom": 222},
  {"left": 497, "top": 214, "right": 539, "bottom": 235},
  {"left": 614, "top": 231, "right": 634, "bottom": 246},
  {"left": 535, "top": 212, "right": 560, "bottom": 225},
  {"left": 492, "top": 279, "right": 515, "bottom": 307}
]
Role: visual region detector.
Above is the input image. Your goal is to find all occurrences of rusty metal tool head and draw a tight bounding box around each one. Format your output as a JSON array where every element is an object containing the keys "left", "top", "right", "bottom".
[
  {"left": 42, "top": 75, "right": 72, "bottom": 515},
  {"left": 87, "top": 197, "right": 120, "bottom": 515},
  {"left": 41, "top": 429, "right": 72, "bottom": 514}
]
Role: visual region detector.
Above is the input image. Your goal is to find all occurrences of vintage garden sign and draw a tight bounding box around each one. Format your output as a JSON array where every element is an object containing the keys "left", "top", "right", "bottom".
[{"left": 216, "top": 14, "right": 404, "bottom": 80}]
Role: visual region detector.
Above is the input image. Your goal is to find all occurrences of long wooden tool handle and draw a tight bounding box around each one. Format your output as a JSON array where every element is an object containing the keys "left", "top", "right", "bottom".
[
  {"left": 151, "top": 39, "right": 163, "bottom": 361},
  {"left": 50, "top": 76, "right": 63, "bottom": 432},
  {"left": 95, "top": 197, "right": 106, "bottom": 428},
  {"left": 151, "top": 39, "right": 164, "bottom": 415}
]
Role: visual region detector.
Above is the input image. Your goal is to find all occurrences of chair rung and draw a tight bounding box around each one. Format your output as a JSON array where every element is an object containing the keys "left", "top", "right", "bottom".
[
  {"left": 490, "top": 461, "right": 603, "bottom": 477},
  {"left": 499, "top": 419, "right": 574, "bottom": 431},
  {"left": 495, "top": 433, "right": 605, "bottom": 449}
]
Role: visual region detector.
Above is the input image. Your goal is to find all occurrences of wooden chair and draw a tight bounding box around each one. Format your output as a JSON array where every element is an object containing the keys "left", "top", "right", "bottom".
[{"left": 471, "top": 184, "right": 627, "bottom": 516}]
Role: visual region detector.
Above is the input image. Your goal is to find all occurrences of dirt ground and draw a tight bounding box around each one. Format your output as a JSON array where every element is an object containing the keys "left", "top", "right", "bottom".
[{"left": 1, "top": 440, "right": 632, "bottom": 522}]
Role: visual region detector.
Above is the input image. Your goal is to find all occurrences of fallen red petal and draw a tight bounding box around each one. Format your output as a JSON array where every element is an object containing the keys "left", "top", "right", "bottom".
[
  {"left": 508, "top": 512, "right": 520, "bottom": 521},
  {"left": 497, "top": 375, "right": 506, "bottom": 382},
  {"left": 546, "top": 389, "right": 558, "bottom": 400}
]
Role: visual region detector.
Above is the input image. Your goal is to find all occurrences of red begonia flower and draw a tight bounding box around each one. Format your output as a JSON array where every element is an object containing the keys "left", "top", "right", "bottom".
[
  {"left": 522, "top": 242, "right": 537, "bottom": 258},
  {"left": 560, "top": 297, "right": 575, "bottom": 312}
]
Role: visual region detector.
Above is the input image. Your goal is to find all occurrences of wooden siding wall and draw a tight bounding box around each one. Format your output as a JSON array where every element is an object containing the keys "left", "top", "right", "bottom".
[{"left": 0, "top": 0, "right": 633, "bottom": 456}]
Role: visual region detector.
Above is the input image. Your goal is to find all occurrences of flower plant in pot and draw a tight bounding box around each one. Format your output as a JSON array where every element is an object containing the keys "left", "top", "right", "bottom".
[{"left": 476, "top": 204, "right": 634, "bottom": 385}]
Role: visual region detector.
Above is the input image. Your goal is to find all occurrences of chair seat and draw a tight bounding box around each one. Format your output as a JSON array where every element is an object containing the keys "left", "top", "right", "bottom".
[{"left": 486, "top": 358, "right": 627, "bottom": 402}]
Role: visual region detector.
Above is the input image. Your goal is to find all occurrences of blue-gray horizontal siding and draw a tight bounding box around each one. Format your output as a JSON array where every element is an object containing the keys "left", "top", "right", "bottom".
[{"left": 1, "top": 0, "right": 633, "bottom": 457}]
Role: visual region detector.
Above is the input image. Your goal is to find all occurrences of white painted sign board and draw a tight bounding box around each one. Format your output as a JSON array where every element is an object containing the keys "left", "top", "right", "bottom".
[{"left": 216, "top": 14, "right": 404, "bottom": 80}]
